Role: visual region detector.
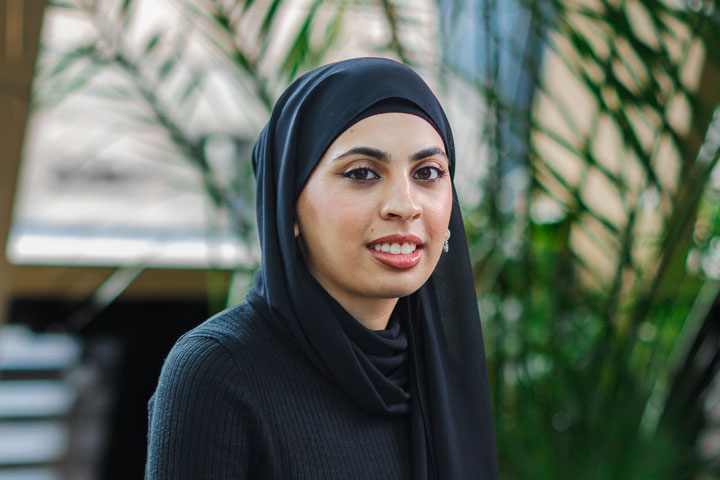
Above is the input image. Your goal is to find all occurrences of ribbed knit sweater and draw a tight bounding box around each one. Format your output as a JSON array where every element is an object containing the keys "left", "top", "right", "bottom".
[{"left": 145, "top": 302, "right": 412, "bottom": 479}]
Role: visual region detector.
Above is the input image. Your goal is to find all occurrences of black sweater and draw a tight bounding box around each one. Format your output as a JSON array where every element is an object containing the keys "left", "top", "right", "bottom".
[{"left": 145, "top": 302, "right": 412, "bottom": 479}]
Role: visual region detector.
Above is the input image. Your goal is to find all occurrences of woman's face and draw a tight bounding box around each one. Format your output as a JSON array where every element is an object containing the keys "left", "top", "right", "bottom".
[{"left": 295, "top": 112, "right": 453, "bottom": 318}]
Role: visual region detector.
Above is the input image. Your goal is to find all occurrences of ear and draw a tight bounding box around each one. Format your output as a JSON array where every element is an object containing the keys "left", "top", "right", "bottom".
[{"left": 294, "top": 220, "right": 300, "bottom": 238}]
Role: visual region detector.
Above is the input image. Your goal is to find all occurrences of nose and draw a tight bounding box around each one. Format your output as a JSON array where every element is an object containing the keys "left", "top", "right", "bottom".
[{"left": 380, "top": 178, "right": 422, "bottom": 220}]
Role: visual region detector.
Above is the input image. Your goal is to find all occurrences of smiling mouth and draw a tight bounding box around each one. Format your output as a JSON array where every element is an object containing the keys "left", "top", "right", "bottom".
[
  {"left": 369, "top": 242, "right": 418, "bottom": 254},
  {"left": 366, "top": 236, "right": 424, "bottom": 269}
]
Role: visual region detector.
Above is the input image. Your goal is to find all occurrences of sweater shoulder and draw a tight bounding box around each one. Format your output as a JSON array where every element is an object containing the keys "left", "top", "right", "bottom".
[
  {"left": 147, "top": 309, "right": 258, "bottom": 479},
  {"left": 188, "top": 301, "right": 263, "bottom": 338},
  {"left": 170, "top": 302, "right": 299, "bottom": 380},
  {"left": 181, "top": 302, "right": 281, "bottom": 355}
]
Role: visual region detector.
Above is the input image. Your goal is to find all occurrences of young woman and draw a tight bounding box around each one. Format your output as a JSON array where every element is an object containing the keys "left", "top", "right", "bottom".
[{"left": 146, "top": 57, "right": 498, "bottom": 479}]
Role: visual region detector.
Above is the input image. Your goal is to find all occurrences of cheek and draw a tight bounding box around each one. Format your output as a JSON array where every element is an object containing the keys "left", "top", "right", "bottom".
[
  {"left": 298, "top": 184, "right": 373, "bottom": 241},
  {"left": 424, "top": 187, "right": 453, "bottom": 239}
]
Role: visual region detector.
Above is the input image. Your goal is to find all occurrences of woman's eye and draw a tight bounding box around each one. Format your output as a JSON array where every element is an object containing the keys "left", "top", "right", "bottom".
[
  {"left": 344, "top": 168, "right": 380, "bottom": 181},
  {"left": 413, "top": 166, "right": 444, "bottom": 181}
]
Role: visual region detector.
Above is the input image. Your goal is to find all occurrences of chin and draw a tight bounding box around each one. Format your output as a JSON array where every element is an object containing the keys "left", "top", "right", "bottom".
[{"left": 369, "top": 279, "right": 427, "bottom": 299}]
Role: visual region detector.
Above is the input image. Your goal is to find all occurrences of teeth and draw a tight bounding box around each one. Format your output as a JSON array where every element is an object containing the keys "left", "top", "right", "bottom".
[{"left": 371, "top": 242, "right": 418, "bottom": 254}]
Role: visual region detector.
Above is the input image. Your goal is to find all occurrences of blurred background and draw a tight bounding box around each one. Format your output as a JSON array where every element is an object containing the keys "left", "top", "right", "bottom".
[{"left": 1, "top": 0, "right": 719, "bottom": 478}]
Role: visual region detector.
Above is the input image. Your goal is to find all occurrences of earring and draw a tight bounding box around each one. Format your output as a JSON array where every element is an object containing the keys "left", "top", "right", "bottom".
[{"left": 443, "top": 229, "right": 451, "bottom": 253}]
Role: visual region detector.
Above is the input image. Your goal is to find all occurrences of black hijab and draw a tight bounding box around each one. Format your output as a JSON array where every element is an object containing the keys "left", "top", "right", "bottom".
[{"left": 246, "top": 57, "right": 498, "bottom": 479}]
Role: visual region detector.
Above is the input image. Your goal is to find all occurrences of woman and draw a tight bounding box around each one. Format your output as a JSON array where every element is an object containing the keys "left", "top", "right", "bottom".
[{"left": 146, "top": 57, "right": 498, "bottom": 479}]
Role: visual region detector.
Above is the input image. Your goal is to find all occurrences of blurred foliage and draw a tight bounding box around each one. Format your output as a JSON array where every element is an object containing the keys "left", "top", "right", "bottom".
[
  {"left": 467, "top": 1, "right": 720, "bottom": 477},
  {"left": 38, "top": 0, "right": 720, "bottom": 477}
]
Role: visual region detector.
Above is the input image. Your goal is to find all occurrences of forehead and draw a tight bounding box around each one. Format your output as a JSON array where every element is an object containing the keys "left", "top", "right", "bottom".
[{"left": 326, "top": 112, "right": 445, "bottom": 152}]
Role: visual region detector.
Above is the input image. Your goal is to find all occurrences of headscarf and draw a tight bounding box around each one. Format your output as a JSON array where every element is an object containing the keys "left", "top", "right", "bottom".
[{"left": 246, "top": 57, "right": 498, "bottom": 479}]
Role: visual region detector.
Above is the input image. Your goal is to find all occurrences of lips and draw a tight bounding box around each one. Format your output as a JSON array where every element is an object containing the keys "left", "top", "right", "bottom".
[{"left": 367, "top": 234, "right": 423, "bottom": 269}]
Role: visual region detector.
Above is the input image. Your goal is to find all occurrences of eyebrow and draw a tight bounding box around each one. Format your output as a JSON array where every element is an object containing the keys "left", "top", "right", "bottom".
[
  {"left": 411, "top": 146, "right": 447, "bottom": 162},
  {"left": 333, "top": 146, "right": 389, "bottom": 163},
  {"left": 332, "top": 146, "right": 447, "bottom": 163}
]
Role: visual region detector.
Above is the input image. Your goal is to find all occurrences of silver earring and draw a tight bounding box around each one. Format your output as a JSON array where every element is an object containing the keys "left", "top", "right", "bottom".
[{"left": 443, "top": 229, "right": 451, "bottom": 253}]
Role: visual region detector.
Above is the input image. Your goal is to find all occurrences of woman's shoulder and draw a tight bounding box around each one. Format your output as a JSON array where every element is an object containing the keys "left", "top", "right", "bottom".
[
  {"left": 152, "top": 302, "right": 288, "bottom": 415},
  {"left": 148, "top": 304, "right": 266, "bottom": 479},
  {"left": 163, "top": 302, "right": 295, "bottom": 379},
  {"left": 187, "top": 302, "right": 263, "bottom": 340},
  {"left": 178, "top": 301, "right": 275, "bottom": 348}
]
